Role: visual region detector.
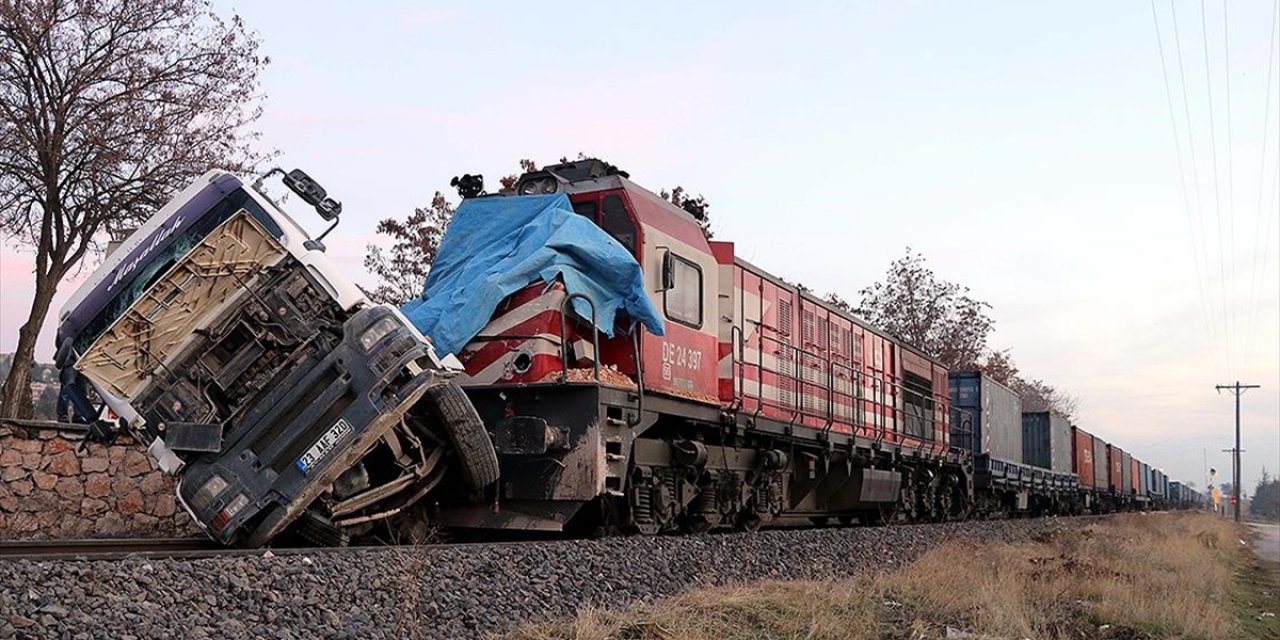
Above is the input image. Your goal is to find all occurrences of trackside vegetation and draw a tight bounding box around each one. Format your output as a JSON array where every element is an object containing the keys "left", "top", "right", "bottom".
[{"left": 509, "top": 513, "right": 1278, "bottom": 640}]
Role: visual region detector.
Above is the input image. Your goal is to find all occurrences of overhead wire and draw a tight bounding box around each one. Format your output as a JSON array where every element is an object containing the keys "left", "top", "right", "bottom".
[
  {"left": 1199, "top": 0, "right": 1230, "bottom": 377},
  {"left": 1244, "top": 0, "right": 1279, "bottom": 354},
  {"left": 1170, "top": 0, "right": 1226, "bottom": 374},
  {"left": 1221, "top": 0, "right": 1237, "bottom": 378},
  {"left": 1150, "top": 0, "right": 1217, "bottom": 373}
]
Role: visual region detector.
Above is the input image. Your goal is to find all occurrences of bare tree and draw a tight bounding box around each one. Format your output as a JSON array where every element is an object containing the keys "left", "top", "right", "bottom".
[
  {"left": 364, "top": 192, "right": 455, "bottom": 304},
  {"left": 1010, "top": 376, "right": 1079, "bottom": 418},
  {"left": 497, "top": 158, "right": 539, "bottom": 194},
  {"left": 659, "top": 185, "right": 712, "bottom": 238},
  {"left": 823, "top": 292, "right": 852, "bottom": 312},
  {"left": 960, "top": 348, "right": 1079, "bottom": 418},
  {"left": 856, "top": 248, "right": 993, "bottom": 370},
  {"left": 0, "top": 0, "right": 268, "bottom": 418},
  {"left": 976, "top": 349, "right": 1018, "bottom": 386}
]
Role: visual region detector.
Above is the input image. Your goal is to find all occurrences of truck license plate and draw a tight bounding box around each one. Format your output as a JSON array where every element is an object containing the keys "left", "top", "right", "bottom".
[{"left": 296, "top": 418, "right": 353, "bottom": 474}]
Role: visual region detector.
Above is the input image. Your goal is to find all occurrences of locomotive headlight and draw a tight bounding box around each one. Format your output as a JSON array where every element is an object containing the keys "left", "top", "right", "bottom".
[
  {"left": 359, "top": 315, "right": 401, "bottom": 351},
  {"left": 518, "top": 176, "right": 557, "bottom": 195}
]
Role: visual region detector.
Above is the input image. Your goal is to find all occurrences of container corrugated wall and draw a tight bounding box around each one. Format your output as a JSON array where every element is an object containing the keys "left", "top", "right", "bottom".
[
  {"left": 948, "top": 372, "right": 1023, "bottom": 463},
  {"left": 1073, "top": 427, "right": 1096, "bottom": 488},
  {"left": 1122, "top": 451, "right": 1133, "bottom": 494},
  {"left": 1139, "top": 461, "right": 1150, "bottom": 496},
  {"left": 1108, "top": 444, "right": 1124, "bottom": 492},
  {"left": 1093, "top": 438, "right": 1108, "bottom": 488},
  {"left": 1022, "top": 412, "right": 1073, "bottom": 473}
]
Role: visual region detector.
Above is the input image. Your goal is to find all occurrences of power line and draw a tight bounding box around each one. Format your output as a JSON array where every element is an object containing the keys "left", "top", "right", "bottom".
[
  {"left": 1171, "top": 0, "right": 1226, "bottom": 374},
  {"left": 1221, "top": 0, "right": 1237, "bottom": 378},
  {"left": 1200, "top": 0, "right": 1231, "bottom": 377},
  {"left": 1245, "top": 0, "right": 1279, "bottom": 351},
  {"left": 1150, "top": 0, "right": 1217, "bottom": 371}
]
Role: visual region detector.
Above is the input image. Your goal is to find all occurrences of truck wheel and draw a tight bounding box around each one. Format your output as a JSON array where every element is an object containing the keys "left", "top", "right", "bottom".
[{"left": 421, "top": 381, "right": 499, "bottom": 490}]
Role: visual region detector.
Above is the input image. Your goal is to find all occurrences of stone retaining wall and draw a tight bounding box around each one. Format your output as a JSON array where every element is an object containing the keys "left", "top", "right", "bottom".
[{"left": 0, "top": 426, "right": 199, "bottom": 539}]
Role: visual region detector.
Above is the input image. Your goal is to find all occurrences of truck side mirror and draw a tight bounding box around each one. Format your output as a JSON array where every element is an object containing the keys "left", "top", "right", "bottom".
[
  {"left": 282, "top": 169, "right": 326, "bottom": 205},
  {"left": 283, "top": 169, "right": 343, "bottom": 221}
]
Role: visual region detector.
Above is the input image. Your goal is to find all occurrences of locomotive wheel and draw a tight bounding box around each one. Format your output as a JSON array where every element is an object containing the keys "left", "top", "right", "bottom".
[
  {"left": 737, "top": 510, "right": 762, "bottom": 532},
  {"left": 420, "top": 382, "right": 499, "bottom": 491}
]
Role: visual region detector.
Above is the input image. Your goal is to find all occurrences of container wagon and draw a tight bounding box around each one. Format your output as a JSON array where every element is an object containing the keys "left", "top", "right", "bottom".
[
  {"left": 1021, "top": 411, "right": 1079, "bottom": 512},
  {"left": 1137, "top": 460, "right": 1150, "bottom": 507},
  {"left": 1122, "top": 450, "right": 1133, "bottom": 501},
  {"left": 949, "top": 372, "right": 1041, "bottom": 513},
  {"left": 1072, "top": 426, "right": 1108, "bottom": 512},
  {"left": 1092, "top": 435, "right": 1108, "bottom": 500},
  {"left": 1106, "top": 443, "right": 1127, "bottom": 510}
]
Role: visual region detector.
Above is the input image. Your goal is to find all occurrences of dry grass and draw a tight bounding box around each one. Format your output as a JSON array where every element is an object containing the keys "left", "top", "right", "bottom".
[
  {"left": 881, "top": 513, "right": 1241, "bottom": 638},
  {"left": 510, "top": 580, "right": 880, "bottom": 640},
  {"left": 505, "top": 513, "right": 1253, "bottom": 640}
]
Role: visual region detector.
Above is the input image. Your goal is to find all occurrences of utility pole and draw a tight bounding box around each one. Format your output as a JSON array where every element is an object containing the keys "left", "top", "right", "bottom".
[{"left": 1215, "top": 381, "right": 1260, "bottom": 523}]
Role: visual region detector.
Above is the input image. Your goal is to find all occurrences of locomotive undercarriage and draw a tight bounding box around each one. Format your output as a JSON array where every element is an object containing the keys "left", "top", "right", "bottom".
[{"left": 438, "top": 382, "right": 974, "bottom": 534}]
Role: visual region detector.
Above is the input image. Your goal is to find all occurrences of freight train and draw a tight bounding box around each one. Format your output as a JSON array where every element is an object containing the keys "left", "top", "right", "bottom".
[
  {"left": 406, "top": 158, "right": 1205, "bottom": 535},
  {"left": 55, "top": 158, "right": 1205, "bottom": 546}
]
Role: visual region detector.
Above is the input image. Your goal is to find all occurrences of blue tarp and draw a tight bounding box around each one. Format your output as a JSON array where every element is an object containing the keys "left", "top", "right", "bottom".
[{"left": 401, "top": 193, "right": 664, "bottom": 356}]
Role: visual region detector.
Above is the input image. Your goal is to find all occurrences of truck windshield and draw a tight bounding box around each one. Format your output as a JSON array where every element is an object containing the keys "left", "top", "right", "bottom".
[{"left": 71, "top": 189, "right": 284, "bottom": 355}]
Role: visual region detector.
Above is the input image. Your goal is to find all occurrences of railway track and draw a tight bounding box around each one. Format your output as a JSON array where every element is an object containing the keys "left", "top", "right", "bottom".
[
  {"left": 0, "top": 537, "right": 241, "bottom": 561},
  {"left": 0, "top": 514, "right": 1114, "bottom": 562}
]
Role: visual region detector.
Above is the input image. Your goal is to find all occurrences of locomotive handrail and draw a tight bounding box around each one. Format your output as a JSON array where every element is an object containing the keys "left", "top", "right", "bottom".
[
  {"left": 558, "top": 293, "right": 601, "bottom": 383},
  {"left": 739, "top": 331, "right": 957, "bottom": 455},
  {"left": 628, "top": 327, "right": 644, "bottom": 427},
  {"left": 728, "top": 325, "right": 744, "bottom": 411}
]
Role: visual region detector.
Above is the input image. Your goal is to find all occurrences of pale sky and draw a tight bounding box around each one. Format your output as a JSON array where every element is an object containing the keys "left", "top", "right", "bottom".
[{"left": 1, "top": 0, "right": 1277, "bottom": 493}]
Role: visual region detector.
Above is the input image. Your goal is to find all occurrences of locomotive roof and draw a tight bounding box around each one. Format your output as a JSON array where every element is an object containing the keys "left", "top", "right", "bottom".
[{"left": 525, "top": 159, "right": 943, "bottom": 370}]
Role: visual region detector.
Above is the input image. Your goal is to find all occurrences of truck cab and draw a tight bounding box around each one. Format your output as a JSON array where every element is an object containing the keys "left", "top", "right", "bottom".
[{"left": 55, "top": 169, "right": 496, "bottom": 546}]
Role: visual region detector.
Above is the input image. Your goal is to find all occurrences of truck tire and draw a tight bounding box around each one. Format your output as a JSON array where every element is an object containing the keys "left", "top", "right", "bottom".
[{"left": 421, "top": 381, "right": 499, "bottom": 490}]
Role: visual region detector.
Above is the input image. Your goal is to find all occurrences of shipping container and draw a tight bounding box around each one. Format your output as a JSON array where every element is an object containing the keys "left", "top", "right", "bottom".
[
  {"left": 1093, "top": 437, "right": 1108, "bottom": 489},
  {"left": 1022, "top": 411, "right": 1073, "bottom": 473},
  {"left": 949, "top": 371, "right": 1023, "bottom": 463},
  {"left": 1122, "top": 451, "right": 1133, "bottom": 495},
  {"left": 1139, "top": 461, "right": 1150, "bottom": 497},
  {"left": 1108, "top": 444, "right": 1125, "bottom": 492},
  {"left": 1072, "top": 426, "right": 1096, "bottom": 488}
]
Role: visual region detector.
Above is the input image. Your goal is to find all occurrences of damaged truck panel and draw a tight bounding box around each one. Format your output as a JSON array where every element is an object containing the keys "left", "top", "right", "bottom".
[
  {"left": 57, "top": 168, "right": 498, "bottom": 547},
  {"left": 76, "top": 212, "right": 288, "bottom": 402}
]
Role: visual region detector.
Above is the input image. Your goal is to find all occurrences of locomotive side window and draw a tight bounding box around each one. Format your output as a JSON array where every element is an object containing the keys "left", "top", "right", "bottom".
[
  {"left": 572, "top": 200, "right": 597, "bottom": 219},
  {"left": 600, "top": 195, "right": 637, "bottom": 254},
  {"left": 663, "top": 253, "right": 702, "bottom": 328}
]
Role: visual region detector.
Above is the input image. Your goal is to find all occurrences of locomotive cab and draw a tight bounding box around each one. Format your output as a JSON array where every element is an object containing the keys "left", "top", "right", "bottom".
[{"left": 457, "top": 159, "right": 720, "bottom": 403}]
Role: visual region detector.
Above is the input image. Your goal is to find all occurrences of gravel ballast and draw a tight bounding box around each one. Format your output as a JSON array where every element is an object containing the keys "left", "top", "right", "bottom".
[{"left": 0, "top": 517, "right": 1086, "bottom": 639}]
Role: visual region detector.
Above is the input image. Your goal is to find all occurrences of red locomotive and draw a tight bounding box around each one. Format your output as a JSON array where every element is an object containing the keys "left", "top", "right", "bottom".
[{"left": 429, "top": 159, "right": 969, "bottom": 534}]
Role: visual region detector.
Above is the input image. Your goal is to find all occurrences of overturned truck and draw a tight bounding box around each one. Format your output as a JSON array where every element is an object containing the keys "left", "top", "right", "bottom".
[{"left": 55, "top": 169, "right": 498, "bottom": 546}]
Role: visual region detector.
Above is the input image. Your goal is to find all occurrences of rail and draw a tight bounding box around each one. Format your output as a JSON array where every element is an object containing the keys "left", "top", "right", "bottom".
[{"left": 0, "top": 537, "right": 221, "bottom": 561}]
